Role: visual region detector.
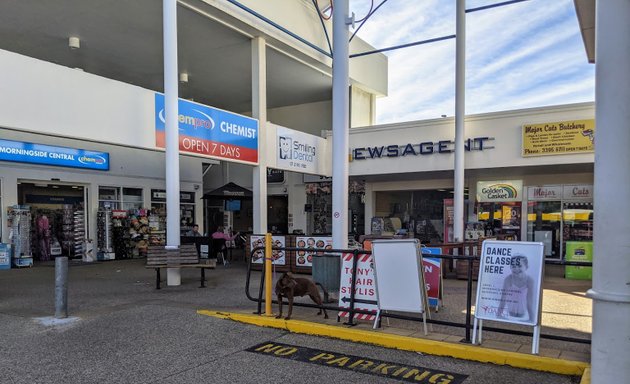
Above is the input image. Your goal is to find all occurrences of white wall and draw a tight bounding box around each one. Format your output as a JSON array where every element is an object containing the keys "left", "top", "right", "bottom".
[{"left": 0, "top": 50, "right": 156, "bottom": 149}]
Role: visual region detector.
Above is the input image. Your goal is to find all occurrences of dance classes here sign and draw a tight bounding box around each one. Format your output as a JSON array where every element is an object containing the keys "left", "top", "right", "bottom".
[
  {"left": 474, "top": 240, "right": 544, "bottom": 326},
  {"left": 154, "top": 93, "right": 259, "bottom": 165}
]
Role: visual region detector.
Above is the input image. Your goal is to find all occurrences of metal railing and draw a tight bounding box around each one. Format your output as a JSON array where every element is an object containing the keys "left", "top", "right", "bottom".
[{"left": 245, "top": 244, "right": 592, "bottom": 345}]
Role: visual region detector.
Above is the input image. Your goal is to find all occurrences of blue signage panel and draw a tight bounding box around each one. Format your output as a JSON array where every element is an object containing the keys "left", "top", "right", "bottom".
[
  {"left": 0, "top": 139, "right": 109, "bottom": 170},
  {"left": 154, "top": 93, "right": 259, "bottom": 164}
]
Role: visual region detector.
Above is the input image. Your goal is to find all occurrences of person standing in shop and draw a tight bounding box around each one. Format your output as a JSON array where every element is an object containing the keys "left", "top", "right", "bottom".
[
  {"left": 185, "top": 224, "right": 202, "bottom": 237},
  {"left": 36, "top": 214, "right": 51, "bottom": 261}
]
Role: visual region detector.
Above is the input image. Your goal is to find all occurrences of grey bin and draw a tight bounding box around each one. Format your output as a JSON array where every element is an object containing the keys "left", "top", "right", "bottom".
[{"left": 312, "top": 253, "right": 340, "bottom": 302}]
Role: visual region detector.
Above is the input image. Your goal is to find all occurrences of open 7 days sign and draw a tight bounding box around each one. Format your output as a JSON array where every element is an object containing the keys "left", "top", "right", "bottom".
[{"left": 155, "top": 93, "right": 259, "bottom": 165}]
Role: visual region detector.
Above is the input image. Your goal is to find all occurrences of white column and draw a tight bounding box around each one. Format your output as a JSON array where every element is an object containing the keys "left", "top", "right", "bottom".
[
  {"left": 163, "top": 0, "right": 181, "bottom": 285},
  {"left": 453, "top": 0, "right": 466, "bottom": 243},
  {"left": 332, "top": 0, "right": 350, "bottom": 249},
  {"left": 588, "top": 0, "right": 630, "bottom": 381},
  {"left": 252, "top": 37, "right": 268, "bottom": 234}
]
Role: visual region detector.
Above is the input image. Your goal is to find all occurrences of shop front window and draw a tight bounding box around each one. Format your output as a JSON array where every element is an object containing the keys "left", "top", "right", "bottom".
[
  {"left": 526, "top": 201, "right": 561, "bottom": 258},
  {"left": 373, "top": 189, "right": 457, "bottom": 243}
]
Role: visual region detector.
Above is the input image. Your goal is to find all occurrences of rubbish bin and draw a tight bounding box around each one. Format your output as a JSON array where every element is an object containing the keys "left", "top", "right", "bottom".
[{"left": 312, "top": 253, "right": 340, "bottom": 302}]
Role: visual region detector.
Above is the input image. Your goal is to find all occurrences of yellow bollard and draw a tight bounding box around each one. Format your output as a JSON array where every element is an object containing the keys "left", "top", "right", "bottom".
[{"left": 264, "top": 233, "right": 274, "bottom": 317}]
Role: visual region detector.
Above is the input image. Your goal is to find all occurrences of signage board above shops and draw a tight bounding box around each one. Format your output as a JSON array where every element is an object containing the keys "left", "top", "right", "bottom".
[
  {"left": 154, "top": 93, "right": 259, "bottom": 165},
  {"left": 275, "top": 125, "right": 327, "bottom": 175},
  {"left": 151, "top": 189, "right": 195, "bottom": 203},
  {"left": 522, "top": 119, "right": 594, "bottom": 157},
  {"left": 477, "top": 180, "right": 523, "bottom": 202},
  {"left": 0, "top": 139, "right": 109, "bottom": 170},
  {"left": 267, "top": 168, "right": 285, "bottom": 183},
  {"left": 527, "top": 184, "right": 593, "bottom": 201},
  {"left": 351, "top": 137, "right": 494, "bottom": 161}
]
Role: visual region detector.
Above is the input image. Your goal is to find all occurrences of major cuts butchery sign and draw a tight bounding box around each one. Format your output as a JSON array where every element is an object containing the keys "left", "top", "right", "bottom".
[
  {"left": 155, "top": 93, "right": 259, "bottom": 165},
  {"left": 474, "top": 240, "right": 544, "bottom": 326}
]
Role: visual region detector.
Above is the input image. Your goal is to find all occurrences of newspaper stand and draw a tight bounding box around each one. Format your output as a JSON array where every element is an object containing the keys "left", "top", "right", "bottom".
[{"left": 472, "top": 240, "right": 544, "bottom": 354}]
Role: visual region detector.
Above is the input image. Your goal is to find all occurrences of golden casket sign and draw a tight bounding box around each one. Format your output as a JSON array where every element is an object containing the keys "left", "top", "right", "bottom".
[{"left": 522, "top": 119, "right": 594, "bottom": 157}]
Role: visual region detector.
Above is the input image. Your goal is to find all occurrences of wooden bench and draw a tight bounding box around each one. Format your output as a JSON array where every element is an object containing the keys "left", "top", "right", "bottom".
[{"left": 145, "top": 244, "right": 216, "bottom": 289}]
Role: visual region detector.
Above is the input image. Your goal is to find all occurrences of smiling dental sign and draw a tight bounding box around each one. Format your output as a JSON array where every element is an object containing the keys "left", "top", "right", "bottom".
[
  {"left": 154, "top": 93, "right": 259, "bottom": 165},
  {"left": 0, "top": 139, "right": 109, "bottom": 170}
]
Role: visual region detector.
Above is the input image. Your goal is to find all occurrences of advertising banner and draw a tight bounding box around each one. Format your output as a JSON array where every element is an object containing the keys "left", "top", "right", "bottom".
[
  {"left": 522, "top": 119, "right": 594, "bottom": 157},
  {"left": 421, "top": 247, "right": 443, "bottom": 309},
  {"left": 474, "top": 240, "right": 544, "bottom": 326},
  {"left": 155, "top": 93, "right": 259, "bottom": 164},
  {"left": 338, "top": 248, "right": 377, "bottom": 321},
  {"left": 476, "top": 180, "right": 523, "bottom": 203},
  {"left": 0, "top": 139, "right": 109, "bottom": 170},
  {"left": 249, "top": 235, "right": 286, "bottom": 266},
  {"left": 275, "top": 125, "right": 327, "bottom": 175},
  {"left": 565, "top": 241, "right": 593, "bottom": 280},
  {"left": 295, "top": 236, "right": 332, "bottom": 267}
]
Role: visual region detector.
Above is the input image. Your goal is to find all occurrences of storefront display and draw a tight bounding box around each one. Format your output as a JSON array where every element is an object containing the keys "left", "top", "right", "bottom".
[
  {"left": 476, "top": 180, "right": 523, "bottom": 241},
  {"left": 295, "top": 236, "right": 332, "bottom": 268},
  {"left": 526, "top": 185, "right": 593, "bottom": 262}
]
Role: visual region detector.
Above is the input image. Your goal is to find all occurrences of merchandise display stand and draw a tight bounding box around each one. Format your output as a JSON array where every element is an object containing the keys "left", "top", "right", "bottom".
[
  {"left": 8, "top": 205, "right": 33, "bottom": 267},
  {"left": 97, "top": 209, "right": 116, "bottom": 260}
]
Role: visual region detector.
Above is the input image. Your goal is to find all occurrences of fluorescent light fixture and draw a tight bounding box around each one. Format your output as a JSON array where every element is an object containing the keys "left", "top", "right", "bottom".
[
  {"left": 179, "top": 72, "right": 189, "bottom": 83},
  {"left": 69, "top": 36, "right": 80, "bottom": 49}
]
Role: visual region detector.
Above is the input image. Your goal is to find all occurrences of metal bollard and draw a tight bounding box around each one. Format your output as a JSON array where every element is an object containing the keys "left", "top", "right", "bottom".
[{"left": 55, "top": 256, "right": 68, "bottom": 319}]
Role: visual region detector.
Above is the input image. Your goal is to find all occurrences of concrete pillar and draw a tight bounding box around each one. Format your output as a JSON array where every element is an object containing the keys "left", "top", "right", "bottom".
[
  {"left": 332, "top": 0, "right": 350, "bottom": 249},
  {"left": 252, "top": 37, "right": 268, "bottom": 234},
  {"left": 453, "top": 0, "right": 466, "bottom": 243},
  {"left": 588, "top": 0, "right": 630, "bottom": 381},
  {"left": 163, "top": 0, "right": 181, "bottom": 286}
]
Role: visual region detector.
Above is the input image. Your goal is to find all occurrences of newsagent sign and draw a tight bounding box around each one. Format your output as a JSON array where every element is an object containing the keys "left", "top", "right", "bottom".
[
  {"left": 474, "top": 240, "right": 544, "bottom": 326},
  {"left": 522, "top": 119, "right": 594, "bottom": 157},
  {"left": 154, "top": 93, "right": 259, "bottom": 165}
]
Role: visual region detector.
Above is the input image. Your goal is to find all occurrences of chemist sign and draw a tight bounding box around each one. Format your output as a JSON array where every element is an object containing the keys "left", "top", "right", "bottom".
[
  {"left": 155, "top": 93, "right": 259, "bottom": 165},
  {"left": 474, "top": 240, "right": 544, "bottom": 326}
]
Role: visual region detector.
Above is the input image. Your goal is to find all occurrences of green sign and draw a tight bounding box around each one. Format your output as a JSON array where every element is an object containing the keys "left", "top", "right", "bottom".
[{"left": 565, "top": 241, "right": 593, "bottom": 280}]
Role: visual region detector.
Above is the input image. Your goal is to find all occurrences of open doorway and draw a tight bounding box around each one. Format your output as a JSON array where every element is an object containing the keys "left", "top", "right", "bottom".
[
  {"left": 268, "top": 195, "right": 288, "bottom": 234},
  {"left": 17, "top": 182, "right": 87, "bottom": 260}
]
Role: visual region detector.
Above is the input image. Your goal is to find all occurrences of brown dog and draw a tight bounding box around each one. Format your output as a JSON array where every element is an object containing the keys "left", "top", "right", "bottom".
[{"left": 275, "top": 272, "right": 328, "bottom": 320}]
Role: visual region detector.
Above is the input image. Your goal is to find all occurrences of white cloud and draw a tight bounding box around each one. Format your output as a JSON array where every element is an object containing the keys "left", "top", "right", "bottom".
[{"left": 351, "top": 0, "right": 594, "bottom": 124}]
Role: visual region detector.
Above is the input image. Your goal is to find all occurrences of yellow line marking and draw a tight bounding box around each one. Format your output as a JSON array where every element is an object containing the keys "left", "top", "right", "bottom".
[
  {"left": 579, "top": 367, "right": 590, "bottom": 384},
  {"left": 197, "top": 310, "right": 589, "bottom": 376}
]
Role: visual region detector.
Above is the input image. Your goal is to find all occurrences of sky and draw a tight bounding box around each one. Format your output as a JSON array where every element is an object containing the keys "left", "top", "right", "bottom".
[{"left": 348, "top": 0, "right": 595, "bottom": 124}]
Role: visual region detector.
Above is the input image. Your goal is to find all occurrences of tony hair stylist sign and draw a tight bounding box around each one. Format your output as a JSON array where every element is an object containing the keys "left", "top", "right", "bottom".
[{"left": 474, "top": 240, "right": 544, "bottom": 326}]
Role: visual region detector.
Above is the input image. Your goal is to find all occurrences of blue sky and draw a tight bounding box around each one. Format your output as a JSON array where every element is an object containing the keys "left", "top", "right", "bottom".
[{"left": 349, "top": 0, "right": 595, "bottom": 124}]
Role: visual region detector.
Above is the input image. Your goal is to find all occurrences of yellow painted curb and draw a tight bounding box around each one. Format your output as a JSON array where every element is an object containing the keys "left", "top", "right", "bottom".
[
  {"left": 580, "top": 367, "right": 590, "bottom": 384},
  {"left": 198, "top": 310, "right": 589, "bottom": 376}
]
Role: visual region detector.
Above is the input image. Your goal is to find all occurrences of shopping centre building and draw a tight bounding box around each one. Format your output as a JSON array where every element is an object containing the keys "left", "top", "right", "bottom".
[{"left": 0, "top": 1, "right": 596, "bottom": 267}]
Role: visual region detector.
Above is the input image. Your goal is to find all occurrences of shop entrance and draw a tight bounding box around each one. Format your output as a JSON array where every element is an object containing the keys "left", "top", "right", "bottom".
[
  {"left": 268, "top": 195, "right": 288, "bottom": 234},
  {"left": 17, "top": 182, "right": 87, "bottom": 261}
]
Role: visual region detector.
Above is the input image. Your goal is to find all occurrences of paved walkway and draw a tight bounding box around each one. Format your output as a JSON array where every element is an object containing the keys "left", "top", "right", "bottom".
[{"left": 0, "top": 258, "right": 591, "bottom": 380}]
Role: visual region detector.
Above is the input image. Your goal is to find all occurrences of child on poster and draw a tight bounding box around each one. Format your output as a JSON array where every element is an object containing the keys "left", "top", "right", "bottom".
[{"left": 497, "top": 254, "right": 535, "bottom": 322}]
